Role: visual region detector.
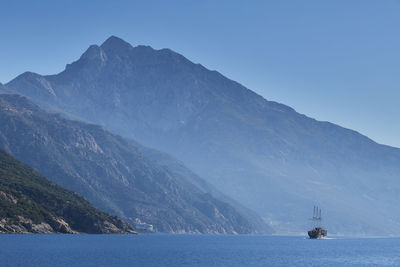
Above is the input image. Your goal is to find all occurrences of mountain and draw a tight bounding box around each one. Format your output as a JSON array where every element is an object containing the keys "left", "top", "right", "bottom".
[
  {"left": 6, "top": 36, "right": 400, "bottom": 235},
  {"left": 0, "top": 149, "right": 135, "bottom": 234},
  {"left": 0, "top": 94, "right": 268, "bottom": 234},
  {"left": 0, "top": 83, "right": 11, "bottom": 94},
  {"left": 132, "top": 141, "right": 270, "bottom": 234}
]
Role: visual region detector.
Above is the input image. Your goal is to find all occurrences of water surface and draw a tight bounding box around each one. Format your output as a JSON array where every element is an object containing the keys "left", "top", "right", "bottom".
[{"left": 1, "top": 234, "right": 399, "bottom": 266}]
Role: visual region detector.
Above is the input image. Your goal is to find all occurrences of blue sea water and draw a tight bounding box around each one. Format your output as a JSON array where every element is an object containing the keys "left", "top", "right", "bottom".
[{"left": 1, "top": 235, "right": 400, "bottom": 266}]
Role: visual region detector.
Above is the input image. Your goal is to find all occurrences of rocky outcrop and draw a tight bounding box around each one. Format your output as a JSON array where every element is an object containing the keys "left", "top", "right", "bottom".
[{"left": 0, "top": 217, "right": 76, "bottom": 234}]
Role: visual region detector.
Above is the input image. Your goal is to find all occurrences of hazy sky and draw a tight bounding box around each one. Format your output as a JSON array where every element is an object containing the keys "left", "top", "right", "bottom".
[{"left": 1, "top": 0, "right": 399, "bottom": 147}]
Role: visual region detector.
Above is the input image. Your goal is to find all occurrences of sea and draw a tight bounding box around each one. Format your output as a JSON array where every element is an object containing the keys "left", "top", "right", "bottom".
[{"left": 1, "top": 234, "right": 400, "bottom": 266}]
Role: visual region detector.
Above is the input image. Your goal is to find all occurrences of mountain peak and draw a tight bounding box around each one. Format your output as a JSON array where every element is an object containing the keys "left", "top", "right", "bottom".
[
  {"left": 100, "top": 36, "right": 133, "bottom": 53},
  {"left": 80, "top": 45, "right": 105, "bottom": 60}
]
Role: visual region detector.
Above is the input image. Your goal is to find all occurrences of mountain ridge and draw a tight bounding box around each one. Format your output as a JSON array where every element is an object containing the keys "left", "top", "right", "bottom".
[{"left": 6, "top": 36, "right": 400, "bottom": 235}]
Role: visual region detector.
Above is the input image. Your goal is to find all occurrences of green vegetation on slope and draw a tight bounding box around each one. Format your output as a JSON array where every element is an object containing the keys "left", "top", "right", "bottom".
[{"left": 0, "top": 149, "right": 135, "bottom": 233}]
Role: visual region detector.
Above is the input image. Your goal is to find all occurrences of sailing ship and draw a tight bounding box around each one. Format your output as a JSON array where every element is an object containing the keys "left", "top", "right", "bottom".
[{"left": 308, "top": 206, "right": 327, "bottom": 239}]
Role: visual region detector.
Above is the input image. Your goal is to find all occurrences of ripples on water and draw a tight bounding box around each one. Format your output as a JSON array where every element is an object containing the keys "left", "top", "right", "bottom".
[{"left": 1, "top": 234, "right": 400, "bottom": 266}]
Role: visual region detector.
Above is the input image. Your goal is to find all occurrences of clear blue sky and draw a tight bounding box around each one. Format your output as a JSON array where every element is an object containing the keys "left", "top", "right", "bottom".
[{"left": 1, "top": 0, "right": 399, "bottom": 147}]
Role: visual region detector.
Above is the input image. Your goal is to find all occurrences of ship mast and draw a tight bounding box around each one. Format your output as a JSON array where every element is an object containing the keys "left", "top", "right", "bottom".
[
  {"left": 313, "top": 206, "right": 315, "bottom": 219},
  {"left": 312, "top": 206, "right": 322, "bottom": 227}
]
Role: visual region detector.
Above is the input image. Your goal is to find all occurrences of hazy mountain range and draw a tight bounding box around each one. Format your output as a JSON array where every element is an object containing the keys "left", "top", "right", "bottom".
[
  {"left": 0, "top": 83, "right": 11, "bottom": 94},
  {"left": 0, "top": 94, "right": 267, "bottom": 234},
  {"left": 4, "top": 36, "right": 400, "bottom": 235}
]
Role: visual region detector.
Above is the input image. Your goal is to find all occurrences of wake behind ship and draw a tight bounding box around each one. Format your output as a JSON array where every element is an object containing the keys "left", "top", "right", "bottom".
[{"left": 308, "top": 206, "right": 327, "bottom": 239}]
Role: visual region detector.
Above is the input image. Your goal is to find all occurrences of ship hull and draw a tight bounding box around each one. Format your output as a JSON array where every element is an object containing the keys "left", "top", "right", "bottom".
[{"left": 308, "top": 227, "right": 327, "bottom": 239}]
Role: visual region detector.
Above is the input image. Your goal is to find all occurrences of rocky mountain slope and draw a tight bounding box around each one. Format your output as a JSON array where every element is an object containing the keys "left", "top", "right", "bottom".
[
  {"left": 0, "top": 94, "right": 268, "bottom": 234},
  {"left": 133, "top": 140, "right": 269, "bottom": 234},
  {"left": 0, "top": 149, "right": 135, "bottom": 234},
  {"left": 6, "top": 36, "right": 400, "bottom": 235}
]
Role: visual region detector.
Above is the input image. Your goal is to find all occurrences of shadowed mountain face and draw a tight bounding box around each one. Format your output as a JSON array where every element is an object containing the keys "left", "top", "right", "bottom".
[
  {"left": 0, "top": 94, "right": 268, "bottom": 234},
  {"left": 0, "top": 149, "right": 135, "bottom": 234},
  {"left": 6, "top": 36, "right": 400, "bottom": 235}
]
